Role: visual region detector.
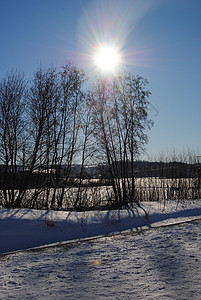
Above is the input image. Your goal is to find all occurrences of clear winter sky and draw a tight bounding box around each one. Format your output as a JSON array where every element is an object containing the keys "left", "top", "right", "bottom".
[{"left": 0, "top": 0, "right": 200, "bottom": 160}]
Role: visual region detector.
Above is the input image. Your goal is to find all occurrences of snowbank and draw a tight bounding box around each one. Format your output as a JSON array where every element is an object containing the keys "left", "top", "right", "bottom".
[{"left": 1, "top": 199, "right": 201, "bottom": 254}]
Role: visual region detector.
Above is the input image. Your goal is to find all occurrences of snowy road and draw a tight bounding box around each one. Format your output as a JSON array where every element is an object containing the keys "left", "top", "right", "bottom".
[{"left": 1, "top": 221, "right": 201, "bottom": 300}]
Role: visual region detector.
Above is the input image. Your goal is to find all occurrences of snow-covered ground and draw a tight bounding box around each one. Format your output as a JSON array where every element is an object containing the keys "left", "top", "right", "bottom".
[
  {"left": 1, "top": 200, "right": 201, "bottom": 299},
  {"left": 1, "top": 215, "right": 201, "bottom": 299},
  {"left": 1, "top": 200, "right": 201, "bottom": 254}
]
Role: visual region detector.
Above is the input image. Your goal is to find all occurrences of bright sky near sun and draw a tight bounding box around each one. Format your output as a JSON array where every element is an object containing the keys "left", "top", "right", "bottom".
[
  {"left": 0, "top": 0, "right": 200, "bottom": 159},
  {"left": 94, "top": 46, "right": 120, "bottom": 73}
]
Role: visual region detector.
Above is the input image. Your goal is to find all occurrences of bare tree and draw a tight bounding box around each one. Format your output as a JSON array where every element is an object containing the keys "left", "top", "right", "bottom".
[
  {"left": 52, "top": 62, "right": 87, "bottom": 208},
  {"left": 24, "top": 63, "right": 87, "bottom": 209},
  {"left": 88, "top": 72, "right": 153, "bottom": 207},
  {"left": 0, "top": 71, "right": 26, "bottom": 207},
  {"left": 23, "top": 66, "right": 60, "bottom": 207}
]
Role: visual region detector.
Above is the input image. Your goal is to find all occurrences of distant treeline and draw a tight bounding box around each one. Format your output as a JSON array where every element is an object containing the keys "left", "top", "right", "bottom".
[
  {"left": 99, "top": 161, "right": 201, "bottom": 179},
  {"left": 0, "top": 160, "right": 200, "bottom": 189}
]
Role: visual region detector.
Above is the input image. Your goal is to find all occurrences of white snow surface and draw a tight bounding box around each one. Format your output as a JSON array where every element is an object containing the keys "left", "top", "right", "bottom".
[
  {"left": 1, "top": 200, "right": 201, "bottom": 299},
  {"left": 1, "top": 199, "right": 201, "bottom": 254}
]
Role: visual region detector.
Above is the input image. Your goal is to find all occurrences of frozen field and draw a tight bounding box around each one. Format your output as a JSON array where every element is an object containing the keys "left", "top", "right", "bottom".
[{"left": 1, "top": 220, "right": 201, "bottom": 300}]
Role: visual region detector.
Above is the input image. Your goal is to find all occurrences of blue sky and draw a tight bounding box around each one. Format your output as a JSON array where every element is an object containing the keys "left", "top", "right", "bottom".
[{"left": 0, "top": 0, "right": 200, "bottom": 159}]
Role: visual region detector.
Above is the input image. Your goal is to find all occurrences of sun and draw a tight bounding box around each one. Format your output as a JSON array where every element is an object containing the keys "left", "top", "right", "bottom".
[{"left": 94, "top": 46, "right": 120, "bottom": 72}]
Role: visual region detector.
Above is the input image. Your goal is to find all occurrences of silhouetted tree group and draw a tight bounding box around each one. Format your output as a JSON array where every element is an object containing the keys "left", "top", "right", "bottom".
[{"left": 1, "top": 62, "right": 199, "bottom": 210}]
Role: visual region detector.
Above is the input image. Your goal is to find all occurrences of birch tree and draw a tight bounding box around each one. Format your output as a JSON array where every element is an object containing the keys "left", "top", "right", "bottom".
[{"left": 88, "top": 72, "right": 153, "bottom": 207}]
